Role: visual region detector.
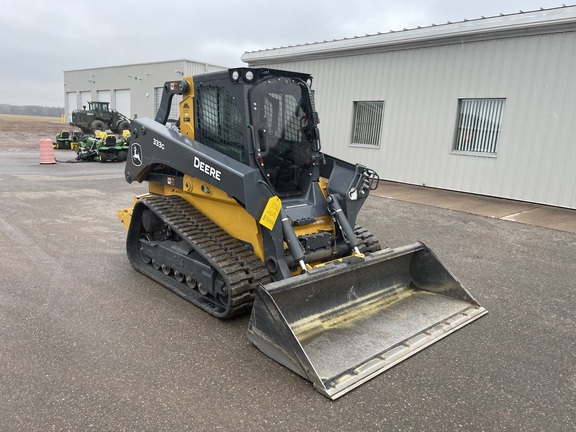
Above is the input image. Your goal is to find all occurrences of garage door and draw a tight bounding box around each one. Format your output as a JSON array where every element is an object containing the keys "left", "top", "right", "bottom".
[
  {"left": 80, "top": 91, "right": 91, "bottom": 110},
  {"left": 97, "top": 90, "right": 111, "bottom": 103},
  {"left": 67, "top": 92, "right": 77, "bottom": 122},
  {"left": 114, "top": 89, "right": 131, "bottom": 118}
]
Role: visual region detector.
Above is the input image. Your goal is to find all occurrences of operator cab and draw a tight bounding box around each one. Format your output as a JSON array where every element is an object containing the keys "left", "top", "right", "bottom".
[
  {"left": 248, "top": 72, "right": 321, "bottom": 197},
  {"left": 88, "top": 101, "right": 110, "bottom": 113},
  {"left": 166, "top": 68, "right": 322, "bottom": 197}
]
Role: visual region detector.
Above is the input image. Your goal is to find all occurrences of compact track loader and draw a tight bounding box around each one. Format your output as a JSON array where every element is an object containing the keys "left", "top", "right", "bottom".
[{"left": 118, "top": 68, "right": 486, "bottom": 399}]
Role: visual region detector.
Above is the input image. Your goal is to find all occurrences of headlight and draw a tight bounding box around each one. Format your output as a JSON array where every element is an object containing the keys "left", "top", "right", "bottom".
[
  {"left": 231, "top": 70, "right": 240, "bottom": 81},
  {"left": 245, "top": 70, "right": 254, "bottom": 81}
]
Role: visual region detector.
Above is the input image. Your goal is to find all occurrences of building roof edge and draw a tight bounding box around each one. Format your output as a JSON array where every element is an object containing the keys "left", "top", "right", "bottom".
[{"left": 242, "top": 5, "right": 576, "bottom": 63}]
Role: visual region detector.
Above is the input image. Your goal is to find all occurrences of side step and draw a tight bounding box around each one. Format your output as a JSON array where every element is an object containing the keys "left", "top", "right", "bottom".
[{"left": 247, "top": 242, "right": 487, "bottom": 400}]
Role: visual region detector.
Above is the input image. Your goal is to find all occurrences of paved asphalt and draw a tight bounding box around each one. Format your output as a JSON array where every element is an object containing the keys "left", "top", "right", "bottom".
[{"left": 1, "top": 150, "right": 575, "bottom": 431}]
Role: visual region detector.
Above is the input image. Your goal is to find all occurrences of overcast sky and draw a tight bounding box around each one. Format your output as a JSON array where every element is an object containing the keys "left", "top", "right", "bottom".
[{"left": 0, "top": 0, "right": 571, "bottom": 107}]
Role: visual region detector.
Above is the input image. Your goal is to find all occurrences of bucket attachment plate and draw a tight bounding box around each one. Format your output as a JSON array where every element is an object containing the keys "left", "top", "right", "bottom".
[{"left": 247, "top": 242, "right": 487, "bottom": 400}]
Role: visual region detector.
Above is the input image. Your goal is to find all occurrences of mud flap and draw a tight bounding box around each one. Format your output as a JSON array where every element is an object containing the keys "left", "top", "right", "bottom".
[{"left": 247, "top": 242, "right": 487, "bottom": 400}]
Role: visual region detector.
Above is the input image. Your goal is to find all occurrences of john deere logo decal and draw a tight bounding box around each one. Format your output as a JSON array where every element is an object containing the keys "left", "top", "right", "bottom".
[{"left": 131, "top": 143, "right": 142, "bottom": 166}]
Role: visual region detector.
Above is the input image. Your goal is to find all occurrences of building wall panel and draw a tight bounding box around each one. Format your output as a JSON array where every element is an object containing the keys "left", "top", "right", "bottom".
[{"left": 64, "top": 60, "right": 226, "bottom": 120}]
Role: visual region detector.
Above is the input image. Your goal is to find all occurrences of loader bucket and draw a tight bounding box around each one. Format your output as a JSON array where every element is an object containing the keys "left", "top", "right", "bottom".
[{"left": 247, "top": 242, "right": 487, "bottom": 400}]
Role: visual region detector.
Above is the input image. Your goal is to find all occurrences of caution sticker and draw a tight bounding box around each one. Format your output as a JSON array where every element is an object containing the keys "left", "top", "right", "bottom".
[{"left": 259, "top": 196, "right": 282, "bottom": 230}]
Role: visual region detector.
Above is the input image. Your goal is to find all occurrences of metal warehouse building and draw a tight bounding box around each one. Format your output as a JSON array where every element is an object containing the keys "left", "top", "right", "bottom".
[
  {"left": 243, "top": 6, "right": 576, "bottom": 210},
  {"left": 63, "top": 60, "right": 227, "bottom": 122}
]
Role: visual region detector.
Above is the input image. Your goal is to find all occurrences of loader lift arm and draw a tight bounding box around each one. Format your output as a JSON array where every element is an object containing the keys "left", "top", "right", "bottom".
[{"left": 154, "top": 80, "right": 190, "bottom": 125}]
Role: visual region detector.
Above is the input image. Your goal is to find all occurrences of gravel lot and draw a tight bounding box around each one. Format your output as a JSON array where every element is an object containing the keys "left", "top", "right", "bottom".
[
  {"left": 0, "top": 115, "right": 66, "bottom": 152},
  {"left": 1, "top": 116, "right": 575, "bottom": 431}
]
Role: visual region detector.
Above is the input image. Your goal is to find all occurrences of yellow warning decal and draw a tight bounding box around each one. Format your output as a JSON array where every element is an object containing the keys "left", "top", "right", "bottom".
[{"left": 259, "top": 196, "right": 282, "bottom": 230}]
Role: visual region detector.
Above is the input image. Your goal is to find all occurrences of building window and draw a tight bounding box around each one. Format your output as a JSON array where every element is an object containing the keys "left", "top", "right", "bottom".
[
  {"left": 350, "top": 101, "right": 384, "bottom": 147},
  {"left": 454, "top": 98, "right": 505, "bottom": 154}
]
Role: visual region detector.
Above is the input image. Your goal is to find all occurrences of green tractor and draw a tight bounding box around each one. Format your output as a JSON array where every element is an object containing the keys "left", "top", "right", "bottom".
[
  {"left": 70, "top": 101, "right": 131, "bottom": 135},
  {"left": 76, "top": 131, "right": 129, "bottom": 162},
  {"left": 53, "top": 130, "right": 84, "bottom": 150}
]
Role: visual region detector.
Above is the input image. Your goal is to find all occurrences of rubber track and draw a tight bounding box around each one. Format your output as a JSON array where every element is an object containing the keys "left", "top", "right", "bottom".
[
  {"left": 354, "top": 225, "right": 382, "bottom": 254},
  {"left": 140, "top": 194, "right": 271, "bottom": 317}
]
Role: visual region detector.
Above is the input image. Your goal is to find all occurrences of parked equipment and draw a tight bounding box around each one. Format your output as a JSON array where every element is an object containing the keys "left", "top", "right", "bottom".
[
  {"left": 76, "top": 131, "right": 129, "bottom": 162},
  {"left": 70, "top": 101, "right": 130, "bottom": 135},
  {"left": 53, "top": 130, "right": 84, "bottom": 150},
  {"left": 118, "top": 68, "right": 486, "bottom": 399}
]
